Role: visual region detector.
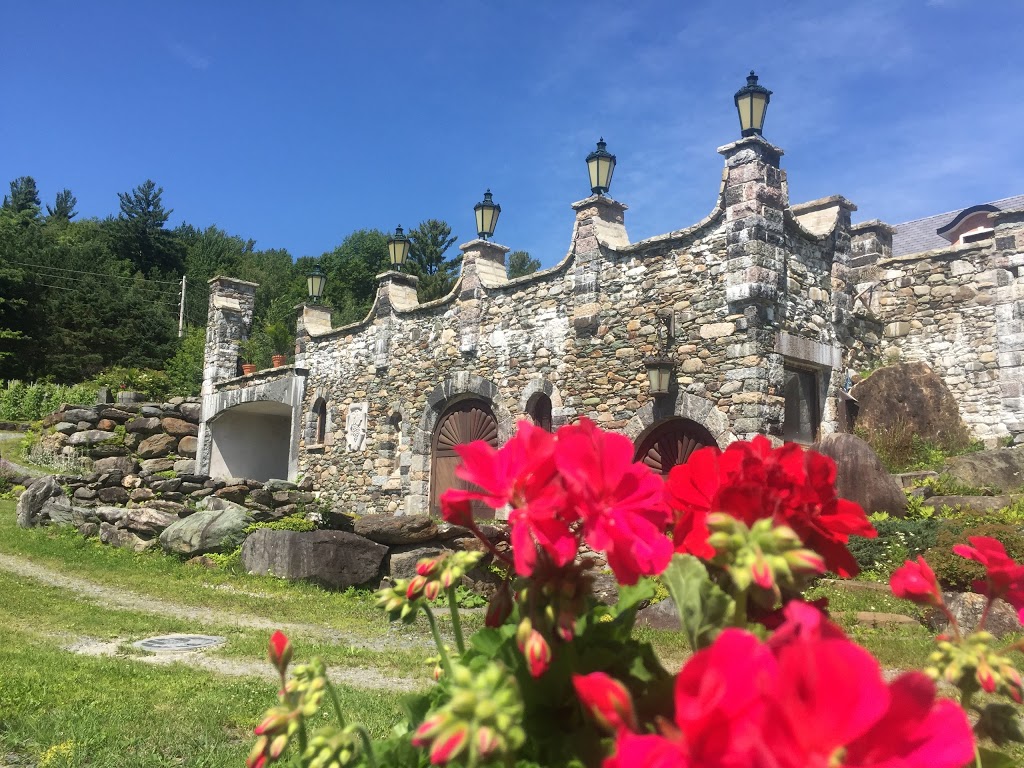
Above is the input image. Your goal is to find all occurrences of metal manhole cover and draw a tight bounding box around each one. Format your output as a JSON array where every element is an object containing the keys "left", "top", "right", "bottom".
[{"left": 133, "top": 634, "right": 226, "bottom": 653}]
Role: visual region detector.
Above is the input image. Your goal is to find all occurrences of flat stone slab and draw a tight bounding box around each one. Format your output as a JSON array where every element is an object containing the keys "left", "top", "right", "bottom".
[{"left": 132, "top": 634, "right": 226, "bottom": 653}]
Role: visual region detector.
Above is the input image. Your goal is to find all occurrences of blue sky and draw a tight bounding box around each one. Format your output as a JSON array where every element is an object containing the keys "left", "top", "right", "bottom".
[{"left": 3, "top": 1, "right": 1022, "bottom": 267}]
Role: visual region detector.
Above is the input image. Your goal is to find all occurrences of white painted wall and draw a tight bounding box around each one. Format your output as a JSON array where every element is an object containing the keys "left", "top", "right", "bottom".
[{"left": 209, "top": 407, "right": 291, "bottom": 481}]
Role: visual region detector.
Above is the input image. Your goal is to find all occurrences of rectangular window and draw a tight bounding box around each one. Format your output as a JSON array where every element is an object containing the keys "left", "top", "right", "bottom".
[{"left": 783, "top": 366, "right": 820, "bottom": 444}]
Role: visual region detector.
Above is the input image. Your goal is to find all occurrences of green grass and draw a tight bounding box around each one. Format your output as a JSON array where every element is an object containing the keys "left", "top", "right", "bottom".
[{"left": 0, "top": 627, "right": 403, "bottom": 768}]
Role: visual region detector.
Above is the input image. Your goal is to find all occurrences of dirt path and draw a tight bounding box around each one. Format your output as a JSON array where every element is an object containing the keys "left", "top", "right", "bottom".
[{"left": 0, "top": 551, "right": 425, "bottom": 690}]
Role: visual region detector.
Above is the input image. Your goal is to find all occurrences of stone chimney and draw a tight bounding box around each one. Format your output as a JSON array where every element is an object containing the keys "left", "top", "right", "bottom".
[
  {"left": 202, "top": 276, "right": 258, "bottom": 395},
  {"left": 849, "top": 220, "right": 896, "bottom": 267}
]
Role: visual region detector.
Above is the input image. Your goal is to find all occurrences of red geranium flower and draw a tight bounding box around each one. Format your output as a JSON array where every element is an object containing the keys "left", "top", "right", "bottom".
[
  {"left": 890, "top": 556, "right": 944, "bottom": 607},
  {"left": 555, "top": 419, "right": 673, "bottom": 585},
  {"left": 665, "top": 436, "right": 875, "bottom": 577},
  {"left": 572, "top": 672, "right": 638, "bottom": 733},
  {"left": 953, "top": 536, "right": 1024, "bottom": 621}
]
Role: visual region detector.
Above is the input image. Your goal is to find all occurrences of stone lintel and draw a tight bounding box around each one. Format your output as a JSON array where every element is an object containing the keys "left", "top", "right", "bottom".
[
  {"left": 775, "top": 332, "right": 842, "bottom": 369},
  {"left": 717, "top": 135, "right": 784, "bottom": 166},
  {"left": 791, "top": 195, "right": 858, "bottom": 215},
  {"left": 457, "top": 238, "right": 511, "bottom": 256},
  {"left": 208, "top": 275, "right": 260, "bottom": 289},
  {"left": 460, "top": 240, "right": 510, "bottom": 289},
  {"left": 572, "top": 196, "right": 629, "bottom": 249}
]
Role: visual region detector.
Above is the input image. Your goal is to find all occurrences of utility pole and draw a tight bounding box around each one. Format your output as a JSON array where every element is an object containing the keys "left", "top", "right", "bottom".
[{"left": 178, "top": 274, "right": 186, "bottom": 337}]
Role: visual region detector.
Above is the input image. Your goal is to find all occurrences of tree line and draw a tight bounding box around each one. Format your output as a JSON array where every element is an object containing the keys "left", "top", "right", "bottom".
[{"left": 0, "top": 175, "right": 540, "bottom": 390}]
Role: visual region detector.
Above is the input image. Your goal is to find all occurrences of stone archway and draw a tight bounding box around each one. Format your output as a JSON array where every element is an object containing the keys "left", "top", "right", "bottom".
[
  {"left": 429, "top": 398, "right": 499, "bottom": 518},
  {"left": 633, "top": 417, "right": 718, "bottom": 476},
  {"left": 208, "top": 400, "right": 292, "bottom": 481},
  {"left": 624, "top": 391, "right": 735, "bottom": 449}
]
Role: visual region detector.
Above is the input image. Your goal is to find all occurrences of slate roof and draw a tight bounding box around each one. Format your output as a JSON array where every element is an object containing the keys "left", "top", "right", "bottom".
[{"left": 891, "top": 194, "right": 1024, "bottom": 256}]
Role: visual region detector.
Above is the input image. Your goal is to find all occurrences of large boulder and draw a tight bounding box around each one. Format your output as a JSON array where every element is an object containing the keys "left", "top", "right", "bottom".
[
  {"left": 92, "top": 456, "right": 138, "bottom": 475},
  {"left": 137, "top": 433, "right": 177, "bottom": 459},
  {"left": 241, "top": 529, "right": 387, "bottom": 589},
  {"left": 811, "top": 433, "right": 907, "bottom": 517},
  {"left": 161, "top": 417, "right": 198, "bottom": 438},
  {"left": 354, "top": 514, "right": 437, "bottom": 545},
  {"left": 927, "top": 495, "right": 1016, "bottom": 514},
  {"left": 125, "top": 416, "right": 162, "bottom": 434},
  {"left": 119, "top": 507, "right": 181, "bottom": 536},
  {"left": 65, "top": 430, "right": 117, "bottom": 447},
  {"left": 944, "top": 447, "right": 1024, "bottom": 493},
  {"left": 849, "top": 362, "right": 970, "bottom": 447},
  {"left": 387, "top": 546, "right": 446, "bottom": 582},
  {"left": 927, "top": 592, "right": 1022, "bottom": 639},
  {"left": 17, "top": 475, "right": 64, "bottom": 527},
  {"left": 177, "top": 436, "right": 198, "bottom": 458},
  {"left": 178, "top": 402, "right": 202, "bottom": 423},
  {"left": 61, "top": 408, "right": 99, "bottom": 424},
  {"left": 159, "top": 505, "right": 252, "bottom": 556}
]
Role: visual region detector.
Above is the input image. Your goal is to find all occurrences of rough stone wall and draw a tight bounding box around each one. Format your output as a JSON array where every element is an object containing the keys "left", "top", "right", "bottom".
[
  {"left": 293, "top": 137, "right": 855, "bottom": 515},
  {"left": 849, "top": 211, "right": 1024, "bottom": 444},
  {"left": 202, "top": 277, "right": 258, "bottom": 396}
]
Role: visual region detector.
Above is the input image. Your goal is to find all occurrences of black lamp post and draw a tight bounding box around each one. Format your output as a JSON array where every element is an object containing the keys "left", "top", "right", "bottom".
[
  {"left": 307, "top": 263, "right": 326, "bottom": 304},
  {"left": 643, "top": 314, "right": 674, "bottom": 396},
  {"left": 734, "top": 71, "right": 772, "bottom": 137},
  {"left": 387, "top": 225, "right": 410, "bottom": 271},
  {"left": 474, "top": 190, "right": 501, "bottom": 240},
  {"left": 586, "top": 138, "right": 616, "bottom": 196}
]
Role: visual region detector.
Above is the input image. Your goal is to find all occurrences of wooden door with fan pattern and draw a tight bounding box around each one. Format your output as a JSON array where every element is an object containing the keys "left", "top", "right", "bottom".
[
  {"left": 634, "top": 418, "right": 717, "bottom": 476},
  {"left": 430, "top": 400, "right": 500, "bottom": 518}
]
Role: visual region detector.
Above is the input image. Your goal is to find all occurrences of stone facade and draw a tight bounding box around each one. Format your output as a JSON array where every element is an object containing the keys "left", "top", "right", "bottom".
[{"left": 197, "top": 134, "right": 1024, "bottom": 517}]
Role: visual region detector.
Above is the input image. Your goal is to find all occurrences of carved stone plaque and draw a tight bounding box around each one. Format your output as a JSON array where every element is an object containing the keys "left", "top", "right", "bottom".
[{"left": 346, "top": 402, "right": 369, "bottom": 452}]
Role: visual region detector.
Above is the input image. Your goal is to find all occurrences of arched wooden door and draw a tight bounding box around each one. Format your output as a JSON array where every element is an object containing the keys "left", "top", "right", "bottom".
[
  {"left": 430, "top": 399, "right": 500, "bottom": 518},
  {"left": 634, "top": 418, "right": 717, "bottom": 476}
]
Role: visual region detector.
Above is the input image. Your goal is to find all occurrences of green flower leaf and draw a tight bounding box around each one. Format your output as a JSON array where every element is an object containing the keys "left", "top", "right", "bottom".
[{"left": 661, "top": 553, "right": 735, "bottom": 651}]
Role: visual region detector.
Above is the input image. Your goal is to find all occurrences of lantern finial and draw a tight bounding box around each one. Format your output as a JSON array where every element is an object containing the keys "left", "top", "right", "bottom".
[
  {"left": 734, "top": 71, "right": 772, "bottom": 138},
  {"left": 586, "top": 138, "right": 616, "bottom": 196}
]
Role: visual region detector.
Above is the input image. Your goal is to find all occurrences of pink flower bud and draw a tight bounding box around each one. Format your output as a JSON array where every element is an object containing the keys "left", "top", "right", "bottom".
[
  {"left": 417, "top": 556, "right": 443, "bottom": 577},
  {"left": 572, "top": 672, "right": 638, "bottom": 733},
  {"left": 751, "top": 555, "right": 774, "bottom": 590},
  {"left": 784, "top": 548, "right": 827, "bottom": 575},
  {"left": 407, "top": 575, "right": 428, "bottom": 600},
  {"left": 429, "top": 724, "right": 469, "bottom": 764},
  {"left": 424, "top": 579, "right": 441, "bottom": 601},
  {"left": 523, "top": 629, "right": 551, "bottom": 678},
  {"left": 890, "top": 556, "right": 943, "bottom": 607},
  {"left": 475, "top": 725, "right": 500, "bottom": 758},
  {"left": 269, "top": 734, "right": 288, "bottom": 759},
  {"left": 412, "top": 713, "right": 450, "bottom": 746},
  {"left": 267, "top": 631, "right": 292, "bottom": 672}
]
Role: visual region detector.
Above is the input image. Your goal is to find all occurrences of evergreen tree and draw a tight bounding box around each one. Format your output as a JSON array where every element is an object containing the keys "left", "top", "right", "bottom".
[
  {"left": 46, "top": 189, "right": 78, "bottom": 222},
  {"left": 507, "top": 250, "right": 540, "bottom": 278},
  {"left": 109, "top": 179, "right": 185, "bottom": 275},
  {"left": 408, "top": 219, "right": 460, "bottom": 302},
  {"left": 1, "top": 176, "right": 41, "bottom": 217}
]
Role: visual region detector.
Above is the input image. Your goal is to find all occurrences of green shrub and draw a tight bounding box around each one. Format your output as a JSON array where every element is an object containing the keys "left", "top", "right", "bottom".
[
  {"left": 0, "top": 380, "right": 98, "bottom": 421},
  {"left": 164, "top": 326, "right": 206, "bottom": 397},
  {"left": 923, "top": 521, "right": 1024, "bottom": 590},
  {"left": 205, "top": 548, "right": 243, "bottom": 571},
  {"left": 88, "top": 367, "right": 172, "bottom": 402},
  {"left": 856, "top": 414, "right": 982, "bottom": 474},
  {"left": 847, "top": 517, "right": 941, "bottom": 577},
  {"left": 244, "top": 514, "right": 317, "bottom": 534},
  {"left": 913, "top": 473, "right": 992, "bottom": 497}
]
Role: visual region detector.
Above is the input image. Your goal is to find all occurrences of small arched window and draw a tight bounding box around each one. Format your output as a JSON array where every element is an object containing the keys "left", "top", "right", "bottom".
[
  {"left": 312, "top": 398, "right": 327, "bottom": 445},
  {"left": 527, "top": 394, "right": 553, "bottom": 432}
]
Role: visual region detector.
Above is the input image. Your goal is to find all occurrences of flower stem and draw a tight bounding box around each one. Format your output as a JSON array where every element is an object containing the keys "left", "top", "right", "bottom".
[
  {"left": 447, "top": 585, "right": 466, "bottom": 654},
  {"left": 468, "top": 521, "right": 515, "bottom": 568},
  {"left": 732, "top": 588, "right": 749, "bottom": 628},
  {"left": 423, "top": 604, "right": 453, "bottom": 676},
  {"left": 977, "top": 597, "right": 993, "bottom": 633},
  {"left": 354, "top": 724, "right": 379, "bottom": 768},
  {"left": 324, "top": 678, "right": 347, "bottom": 728},
  {"left": 939, "top": 604, "right": 963, "bottom": 642}
]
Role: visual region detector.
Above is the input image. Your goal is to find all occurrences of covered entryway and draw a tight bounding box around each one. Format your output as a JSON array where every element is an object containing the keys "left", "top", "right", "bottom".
[
  {"left": 634, "top": 417, "right": 717, "bottom": 476},
  {"left": 208, "top": 400, "right": 292, "bottom": 482},
  {"left": 430, "top": 399, "right": 499, "bottom": 518}
]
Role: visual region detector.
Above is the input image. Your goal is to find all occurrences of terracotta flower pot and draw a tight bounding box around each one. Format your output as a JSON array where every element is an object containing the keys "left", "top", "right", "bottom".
[
  {"left": 241, "top": 363, "right": 257, "bottom": 376},
  {"left": 271, "top": 354, "right": 287, "bottom": 368}
]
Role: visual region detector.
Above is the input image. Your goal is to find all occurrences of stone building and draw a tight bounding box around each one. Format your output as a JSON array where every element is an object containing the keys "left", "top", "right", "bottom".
[{"left": 196, "top": 89, "right": 1024, "bottom": 518}]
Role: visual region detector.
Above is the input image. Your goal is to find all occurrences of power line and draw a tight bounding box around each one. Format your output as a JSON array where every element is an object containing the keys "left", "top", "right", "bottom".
[
  {"left": 4, "top": 258, "right": 181, "bottom": 285},
  {"left": 33, "top": 281, "right": 181, "bottom": 308}
]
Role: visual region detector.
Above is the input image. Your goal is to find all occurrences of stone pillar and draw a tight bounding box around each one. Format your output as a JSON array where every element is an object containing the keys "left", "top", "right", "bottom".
[
  {"left": 456, "top": 240, "right": 509, "bottom": 355},
  {"left": 570, "top": 195, "right": 628, "bottom": 332},
  {"left": 460, "top": 239, "right": 511, "bottom": 293},
  {"left": 375, "top": 270, "right": 420, "bottom": 313},
  {"left": 294, "top": 303, "right": 332, "bottom": 368},
  {"left": 716, "top": 136, "right": 788, "bottom": 438},
  {"left": 849, "top": 220, "right": 895, "bottom": 267},
  {"left": 202, "top": 276, "right": 258, "bottom": 396}
]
